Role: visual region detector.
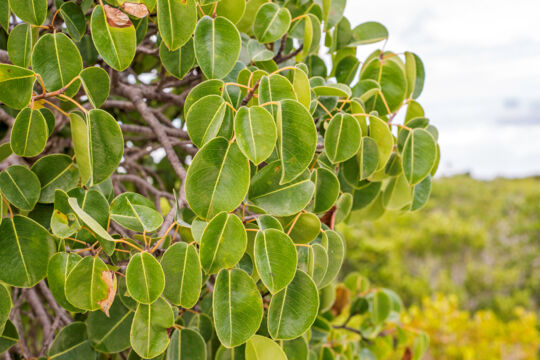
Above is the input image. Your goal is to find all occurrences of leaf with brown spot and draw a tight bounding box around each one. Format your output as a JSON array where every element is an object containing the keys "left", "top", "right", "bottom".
[
  {"left": 104, "top": 5, "right": 132, "bottom": 28},
  {"left": 121, "top": 2, "right": 149, "bottom": 18},
  {"left": 97, "top": 270, "right": 117, "bottom": 317}
]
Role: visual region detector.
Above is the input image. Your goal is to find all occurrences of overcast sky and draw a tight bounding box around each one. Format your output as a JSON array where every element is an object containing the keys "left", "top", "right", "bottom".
[{"left": 345, "top": 0, "right": 540, "bottom": 178}]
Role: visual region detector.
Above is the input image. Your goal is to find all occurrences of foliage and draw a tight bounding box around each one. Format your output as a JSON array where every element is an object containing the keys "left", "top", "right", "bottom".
[
  {"left": 403, "top": 293, "right": 540, "bottom": 360},
  {"left": 340, "top": 175, "right": 540, "bottom": 320},
  {"left": 0, "top": 0, "right": 439, "bottom": 359}
]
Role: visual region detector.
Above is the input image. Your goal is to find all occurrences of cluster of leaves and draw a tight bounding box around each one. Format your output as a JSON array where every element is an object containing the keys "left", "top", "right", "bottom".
[
  {"left": 341, "top": 175, "right": 540, "bottom": 321},
  {"left": 404, "top": 293, "right": 540, "bottom": 359},
  {"left": 0, "top": 0, "right": 439, "bottom": 359}
]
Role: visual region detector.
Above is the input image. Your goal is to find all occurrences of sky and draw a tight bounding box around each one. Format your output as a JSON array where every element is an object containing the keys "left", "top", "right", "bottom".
[{"left": 345, "top": 0, "right": 540, "bottom": 178}]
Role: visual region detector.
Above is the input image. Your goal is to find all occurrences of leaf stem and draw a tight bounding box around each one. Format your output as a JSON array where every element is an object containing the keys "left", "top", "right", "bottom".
[
  {"left": 316, "top": 100, "right": 333, "bottom": 118},
  {"left": 41, "top": 99, "right": 70, "bottom": 117},
  {"left": 150, "top": 222, "right": 177, "bottom": 253},
  {"left": 58, "top": 94, "right": 88, "bottom": 113},
  {"left": 115, "top": 238, "right": 144, "bottom": 253}
]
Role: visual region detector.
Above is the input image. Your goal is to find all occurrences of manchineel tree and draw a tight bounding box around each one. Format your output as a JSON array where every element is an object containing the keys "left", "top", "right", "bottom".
[{"left": 0, "top": 0, "right": 439, "bottom": 359}]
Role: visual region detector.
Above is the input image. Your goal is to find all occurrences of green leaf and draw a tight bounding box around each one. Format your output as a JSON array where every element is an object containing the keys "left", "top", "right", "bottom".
[
  {"left": 335, "top": 56, "right": 360, "bottom": 85},
  {"left": 324, "top": 0, "right": 346, "bottom": 30},
  {"left": 405, "top": 51, "right": 425, "bottom": 99},
  {"left": 318, "top": 230, "right": 345, "bottom": 288},
  {"left": 70, "top": 112, "right": 92, "bottom": 185},
  {"left": 350, "top": 22, "right": 388, "bottom": 45},
  {"left": 0, "top": 165, "right": 41, "bottom": 211},
  {"left": 285, "top": 212, "right": 320, "bottom": 244},
  {"left": 253, "top": 3, "right": 291, "bottom": 44},
  {"left": 267, "top": 270, "right": 319, "bottom": 340},
  {"left": 0, "top": 0, "right": 9, "bottom": 31},
  {"left": 161, "top": 242, "right": 202, "bottom": 308},
  {"left": 131, "top": 297, "right": 174, "bottom": 359},
  {"left": 248, "top": 161, "right": 315, "bottom": 216},
  {"left": 312, "top": 83, "right": 351, "bottom": 98},
  {"left": 48, "top": 322, "right": 96, "bottom": 360},
  {"left": 309, "top": 243, "right": 328, "bottom": 287},
  {"left": 213, "top": 268, "right": 263, "bottom": 348},
  {"left": 245, "top": 335, "right": 287, "bottom": 360},
  {"left": 59, "top": 1, "right": 86, "bottom": 42},
  {"left": 91, "top": 5, "right": 137, "bottom": 71},
  {"left": 47, "top": 252, "right": 84, "bottom": 313},
  {"left": 360, "top": 55, "right": 407, "bottom": 115},
  {"left": 167, "top": 328, "right": 207, "bottom": 360},
  {"left": 9, "top": 0, "right": 47, "bottom": 25},
  {"left": 277, "top": 100, "right": 317, "bottom": 184},
  {"left": 159, "top": 38, "right": 196, "bottom": 80},
  {"left": 282, "top": 336, "right": 309, "bottom": 360},
  {"left": 369, "top": 116, "right": 394, "bottom": 170},
  {"left": 247, "top": 39, "right": 274, "bottom": 62},
  {"left": 0, "top": 285, "right": 11, "bottom": 333},
  {"left": 212, "top": 0, "right": 246, "bottom": 24},
  {"left": 311, "top": 167, "right": 339, "bottom": 213},
  {"left": 32, "top": 33, "right": 82, "bottom": 92},
  {"left": 88, "top": 109, "right": 124, "bottom": 185},
  {"left": 200, "top": 212, "right": 247, "bottom": 274},
  {"left": 234, "top": 106, "right": 277, "bottom": 165},
  {"left": 410, "top": 175, "right": 432, "bottom": 211},
  {"left": 371, "top": 289, "right": 391, "bottom": 325},
  {"left": 65, "top": 255, "right": 113, "bottom": 311},
  {"left": 0, "top": 143, "right": 12, "bottom": 163},
  {"left": 157, "top": 0, "right": 196, "bottom": 51},
  {"left": 258, "top": 75, "right": 296, "bottom": 117},
  {"left": 382, "top": 173, "right": 412, "bottom": 211},
  {"left": 87, "top": 299, "right": 134, "bottom": 353},
  {"left": 292, "top": 67, "right": 311, "bottom": 109},
  {"left": 254, "top": 229, "right": 297, "bottom": 294},
  {"left": 186, "top": 95, "right": 231, "bottom": 148},
  {"left": 80, "top": 67, "right": 110, "bottom": 108},
  {"left": 236, "top": 0, "right": 266, "bottom": 33},
  {"left": 194, "top": 16, "right": 241, "bottom": 79},
  {"left": 67, "top": 196, "right": 115, "bottom": 242},
  {"left": 325, "top": 113, "right": 362, "bottom": 163},
  {"left": 10, "top": 107, "right": 48, "bottom": 158},
  {"left": 126, "top": 251, "right": 165, "bottom": 304},
  {"left": 0, "top": 64, "right": 35, "bottom": 110},
  {"left": 402, "top": 128, "right": 437, "bottom": 185},
  {"left": 111, "top": 192, "right": 163, "bottom": 232},
  {"left": 0, "top": 320, "right": 18, "bottom": 353},
  {"left": 31, "top": 154, "right": 79, "bottom": 203},
  {"left": 184, "top": 79, "right": 224, "bottom": 116},
  {"left": 7, "top": 24, "right": 33, "bottom": 68},
  {"left": 185, "top": 137, "right": 250, "bottom": 220}
]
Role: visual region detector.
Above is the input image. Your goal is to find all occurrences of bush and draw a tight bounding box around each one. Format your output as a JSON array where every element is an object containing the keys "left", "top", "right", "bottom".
[
  {"left": 0, "top": 0, "right": 439, "bottom": 359},
  {"left": 404, "top": 294, "right": 540, "bottom": 360},
  {"left": 340, "top": 175, "right": 540, "bottom": 320}
]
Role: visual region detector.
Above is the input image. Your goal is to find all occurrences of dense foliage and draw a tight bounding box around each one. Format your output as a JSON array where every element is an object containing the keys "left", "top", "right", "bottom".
[
  {"left": 405, "top": 294, "right": 540, "bottom": 359},
  {"left": 341, "top": 175, "right": 540, "bottom": 320},
  {"left": 0, "top": 0, "right": 440, "bottom": 359}
]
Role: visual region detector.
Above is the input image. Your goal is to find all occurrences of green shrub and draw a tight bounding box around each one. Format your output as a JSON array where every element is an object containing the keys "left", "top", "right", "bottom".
[{"left": 0, "top": 0, "right": 439, "bottom": 358}]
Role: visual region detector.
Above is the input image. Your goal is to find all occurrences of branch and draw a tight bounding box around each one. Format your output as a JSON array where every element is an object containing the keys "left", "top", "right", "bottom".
[
  {"left": 0, "top": 49, "right": 10, "bottom": 63},
  {"left": 274, "top": 45, "right": 303, "bottom": 64},
  {"left": 113, "top": 174, "right": 175, "bottom": 200},
  {"left": 25, "top": 288, "right": 52, "bottom": 342},
  {"left": 115, "top": 82, "right": 188, "bottom": 204}
]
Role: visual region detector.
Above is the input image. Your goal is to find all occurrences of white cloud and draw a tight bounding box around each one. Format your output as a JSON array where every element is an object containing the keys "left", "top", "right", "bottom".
[{"left": 345, "top": 0, "right": 540, "bottom": 178}]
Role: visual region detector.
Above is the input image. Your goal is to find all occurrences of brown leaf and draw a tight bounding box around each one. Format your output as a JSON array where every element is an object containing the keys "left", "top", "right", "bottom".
[
  {"left": 104, "top": 4, "right": 133, "bottom": 28},
  {"left": 331, "top": 284, "right": 350, "bottom": 316},
  {"left": 121, "top": 2, "right": 149, "bottom": 18},
  {"left": 402, "top": 348, "right": 412, "bottom": 360},
  {"left": 97, "top": 270, "right": 117, "bottom": 317}
]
